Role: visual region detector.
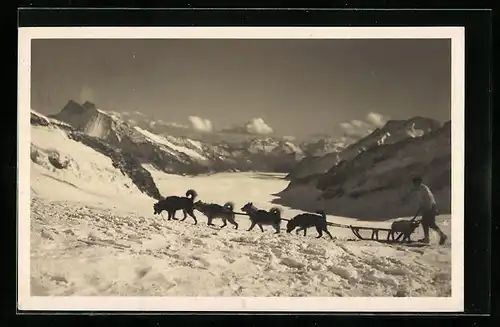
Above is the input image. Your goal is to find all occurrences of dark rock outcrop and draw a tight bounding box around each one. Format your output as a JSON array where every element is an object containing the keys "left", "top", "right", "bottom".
[{"left": 31, "top": 112, "right": 50, "bottom": 126}]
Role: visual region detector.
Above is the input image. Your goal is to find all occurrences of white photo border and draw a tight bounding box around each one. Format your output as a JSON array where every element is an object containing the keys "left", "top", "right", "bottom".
[{"left": 17, "top": 26, "right": 465, "bottom": 312}]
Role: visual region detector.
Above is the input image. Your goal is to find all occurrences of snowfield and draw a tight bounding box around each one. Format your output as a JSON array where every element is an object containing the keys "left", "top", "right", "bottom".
[
  {"left": 30, "top": 125, "right": 150, "bottom": 204},
  {"left": 29, "top": 145, "right": 452, "bottom": 298}
]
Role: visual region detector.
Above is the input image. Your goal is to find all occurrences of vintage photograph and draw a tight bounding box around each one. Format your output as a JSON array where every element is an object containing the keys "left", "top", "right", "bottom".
[{"left": 18, "top": 27, "right": 464, "bottom": 311}]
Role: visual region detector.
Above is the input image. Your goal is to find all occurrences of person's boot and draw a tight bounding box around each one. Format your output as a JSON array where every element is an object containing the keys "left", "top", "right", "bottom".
[{"left": 439, "top": 234, "right": 448, "bottom": 245}]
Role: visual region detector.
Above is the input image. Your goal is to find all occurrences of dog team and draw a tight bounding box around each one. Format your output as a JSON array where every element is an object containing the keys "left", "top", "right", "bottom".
[{"left": 153, "top": 189, "right": 334, "bottom": 239}]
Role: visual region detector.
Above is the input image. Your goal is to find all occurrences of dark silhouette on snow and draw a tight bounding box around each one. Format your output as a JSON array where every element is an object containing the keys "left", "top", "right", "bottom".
[
  {"left": 193, "top": 200, "right": 238, "bottom": 229},
  {"left": 153, "top": 189, "right": 198, "bottom": 224},
  {"left": 286, "top": 210, "right": 334, "bottom": 239},
  {"left": 240, "top": 202, "right": 282, "bottom": 234}
]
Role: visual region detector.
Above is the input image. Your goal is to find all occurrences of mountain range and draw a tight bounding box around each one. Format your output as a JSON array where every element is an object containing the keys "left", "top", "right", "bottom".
[
  {"left": 31, "top": 100, "right": 451, "bottom": 219},
  {"left": 33, "top": 100, "right": 348, "bottom": 176}
]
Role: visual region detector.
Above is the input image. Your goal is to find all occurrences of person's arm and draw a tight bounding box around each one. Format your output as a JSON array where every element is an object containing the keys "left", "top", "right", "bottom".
[{"left": 410, "top": 207, "right": 421, "bottom": 221}]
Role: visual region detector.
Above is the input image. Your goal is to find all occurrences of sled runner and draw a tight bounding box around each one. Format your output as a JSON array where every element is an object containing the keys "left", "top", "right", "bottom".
[{"left": 349, "top": 225, "right": 406, "bottom": 242}]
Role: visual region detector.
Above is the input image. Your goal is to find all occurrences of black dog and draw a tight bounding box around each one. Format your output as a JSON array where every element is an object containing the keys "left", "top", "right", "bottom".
[
  {"left": 193, "top": 200, "right": 238, "bottom": 229},
  {"left": 153, "top": 189, "right": 198, "bottom": 224},
  {"left": 241, "top": 202, "right": 281, "bottom": 234},
  {"left": 388, "top": 219, "right": 420, "bottom": 243},
  {"left": 286, "top": 210, "right": 334, "bottom": 239}
]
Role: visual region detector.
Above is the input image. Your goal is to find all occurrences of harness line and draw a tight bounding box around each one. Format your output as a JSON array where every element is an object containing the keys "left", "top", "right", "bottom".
[{"left": 231, "top": 210, "right": 354, "bottom": 229}]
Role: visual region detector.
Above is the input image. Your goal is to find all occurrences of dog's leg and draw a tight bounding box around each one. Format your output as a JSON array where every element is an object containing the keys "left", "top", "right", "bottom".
[
  {"left": 273, "top": 223, "right": 280, "bottom": 234},
  {"left": 187, "top": 210, "right": 197, "bottom": 225},
  {"left": 182, "top": 209, "right": 187, "bottom": 219},
  {"left": 167, "top": 211, "right": 173, "bottom": 221},
  {"left": 323, "top": 226, "right": 334, "bottom": 240},
  {"left": 315, "top": 225, "right": 323, "bottom": 238},
  {"left": 295, "top": 227, "right": 301, "bottom": 235},
  {"left": 171, "top": 210, "right": 179, "bottom": 220},
  {"left": 207, "top": 216, "right": 215, "bottom": 226},
  {"left": 180, "top": 211, "right": 188, "bottom": 222},
  {"left": 220, "top": 218, "right": 227, "bottom": 229},
  {"left": 247, "top": 222, "right": 256, "bottom": 232},
  {"left": 258, "top": 224, "right": 264, "bottom": 233},
  {"left": 303, "top": 228, "right": 307, "bottom": 237},
  {"left": 231, "top": 218, "right": 238, "bottom": 230}
]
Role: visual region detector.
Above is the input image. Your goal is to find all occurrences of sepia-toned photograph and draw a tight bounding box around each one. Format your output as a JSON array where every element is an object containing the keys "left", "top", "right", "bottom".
[{"left": 18, "top": 27, "right": 465, "bottom": 312}]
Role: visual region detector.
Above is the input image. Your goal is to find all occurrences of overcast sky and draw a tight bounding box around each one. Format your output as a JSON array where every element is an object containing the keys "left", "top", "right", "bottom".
[{"left": 31, "top": 38, "right": 451, "bottom": 138}]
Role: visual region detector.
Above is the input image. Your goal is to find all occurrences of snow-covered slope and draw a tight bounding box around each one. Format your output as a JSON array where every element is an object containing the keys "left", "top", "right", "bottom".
[
  {"left": 31, "top": 110, "right": 163, "bottom": 201},
  {"left": 30, "top": 166, "right": 451, "bottom": 297},
  {"left": 30, "top": 124, "right": 154, "bottom": 203},
  {"left": 275, "top": 121, "right": 451, "bottom": 220}
]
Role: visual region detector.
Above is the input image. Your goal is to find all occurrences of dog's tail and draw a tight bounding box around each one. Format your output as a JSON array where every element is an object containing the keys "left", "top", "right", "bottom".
[
  {"left": 269, "top": 207, "right": 282, "bottom": 217},
  {"left": 186, "top": 189, "right": 198, "bottom": 200},
  {"left": 223, "top": 202, "right": 234, "bottom": 212}
]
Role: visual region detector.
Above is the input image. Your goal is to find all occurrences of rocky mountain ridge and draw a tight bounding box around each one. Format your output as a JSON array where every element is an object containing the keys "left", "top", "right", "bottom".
[
  {"left": 273, "top": 120, "right": 451, "bottom": 220},
  {"left": 44, "top": 100, "right": 350, "bottom": 176},
  {"left": 285, "top": 116, "right": 443, "bottom": 182}
]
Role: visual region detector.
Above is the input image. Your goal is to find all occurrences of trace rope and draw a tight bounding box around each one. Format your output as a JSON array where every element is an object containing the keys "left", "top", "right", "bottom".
[{"left": 228, "top": 210, "right": 420, "bottom": 243}]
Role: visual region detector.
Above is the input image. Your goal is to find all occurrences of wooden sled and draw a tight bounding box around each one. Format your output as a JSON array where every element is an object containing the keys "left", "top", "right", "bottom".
[{"left": 349, "top": 225, "right": 414, "bottom": 244}]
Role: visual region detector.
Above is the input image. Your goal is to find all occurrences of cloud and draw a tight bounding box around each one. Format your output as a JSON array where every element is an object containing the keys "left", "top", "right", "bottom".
[
  {"left": 351, "top": 120, "right": 369, "bottom": 128},
  {"left": 366, "top": 112, "right": 389, "bottom": 128},
  {"left": 188, "top": 116, "right": 213, "bottom": 132},
  {"left": 79, "top": 86, "right": 95, "bottom": 104},
  {"left": 246, "top": 118, "right": 274, "bottom": 135},
  {"left": 340, "top": 112, "right": 389, "bottom": 139}
]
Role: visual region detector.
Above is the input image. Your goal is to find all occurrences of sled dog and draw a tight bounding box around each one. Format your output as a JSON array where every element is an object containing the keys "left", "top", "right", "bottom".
[
  {"left": 286, "top": 210, "right": 334, "bottom": 239},
  {"left": 240, "top": 202, "right": 281, "bottom": 234},
  {"left": 193, "top": 200, "right": 238, "bottom": 229},
  {"left": 153, "top": 189, "right": 198, "bottom": 224}
]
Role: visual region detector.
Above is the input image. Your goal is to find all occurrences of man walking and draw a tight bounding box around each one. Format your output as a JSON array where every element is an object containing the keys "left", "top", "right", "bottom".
[{"left": 410, "top": 177, "right": 448, "bottom": 245}]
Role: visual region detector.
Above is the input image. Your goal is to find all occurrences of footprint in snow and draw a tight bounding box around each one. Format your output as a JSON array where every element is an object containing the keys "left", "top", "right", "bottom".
[
  {"left": 41, "top": 229, "right": 55, "bottom": 240},
  {"left": 63, "top": 229, "right": 75, "bottom": 236},
  {"left": 136, "top": 266, "right": 152, "bottom": 279},
  {"left": 280, "top": 257, "right": 305, "bottom": 269},
  {"left": 49, "top": 275, "right": 68, "bottom": 284}
]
